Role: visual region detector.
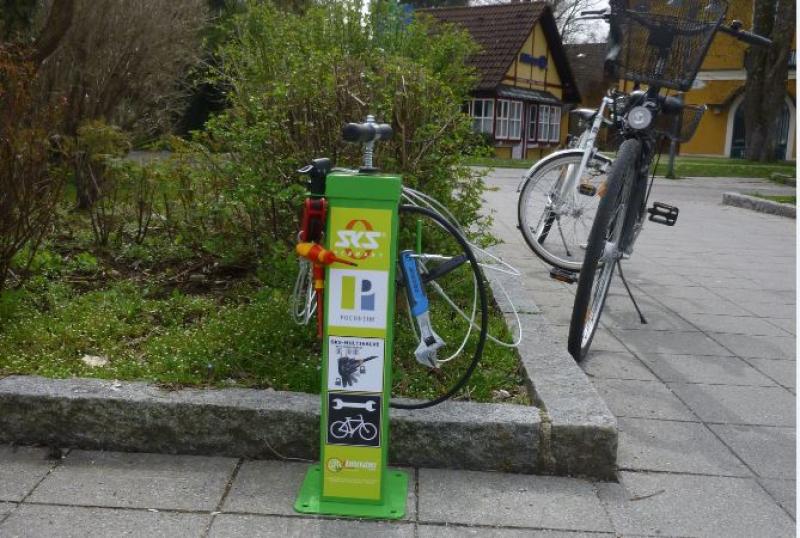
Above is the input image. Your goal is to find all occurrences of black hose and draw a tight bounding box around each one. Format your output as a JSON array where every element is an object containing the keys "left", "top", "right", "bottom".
[{"left": 390, "top": 204, "right": 489, "bottom": 410}]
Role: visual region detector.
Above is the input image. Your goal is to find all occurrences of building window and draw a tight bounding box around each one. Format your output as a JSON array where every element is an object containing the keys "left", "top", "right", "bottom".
[
  {"left": 549, "top": 106, "right": 561, "bottom": 142},
  {"left": 538, "top": 105, "right": 550, "bottom": 142},
  {"left": 509, "top": 101, "right": 522, "bottom": 140},
  {"left": 527, "top": 105, "right": 538, "bottom": 142},
  {"left": 497, "top": 99, "right": 522, "bottom": 140},
  {"left": 469, "top": 99, "right": 494, "bottom": 134},
  {"left": 537, "top": 105, "right": 562, "bottom": 143}
]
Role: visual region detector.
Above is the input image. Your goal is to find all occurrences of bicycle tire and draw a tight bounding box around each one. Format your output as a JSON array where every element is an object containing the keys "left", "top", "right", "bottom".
[
  {"left": 390, "top": 204, "right": 488, "bottom": 410},
  {"left": 329, "top": 421, "right": 348, "bottom": 439},
  {"left": 568, "top": 139, "right": 640, "bottom": 361},
  {"left": 518, "top": 152, "right": 612, "bottom": 271},
  {"left": 359, "top": 423, "right": 378, "bottom": 441}
]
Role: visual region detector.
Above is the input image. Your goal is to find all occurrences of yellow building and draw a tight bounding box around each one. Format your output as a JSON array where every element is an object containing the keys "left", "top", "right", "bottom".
[
  {"left": 679, "top": 0, "right": 796, "bottom": 160},
  {"left": 422, "top": 3, "right": 580, "bottom": 160}
]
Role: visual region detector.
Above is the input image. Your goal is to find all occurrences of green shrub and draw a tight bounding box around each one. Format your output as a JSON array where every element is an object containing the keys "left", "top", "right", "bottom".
[{"left": 157, "top": 0, "right": 488, "bottom": 278}]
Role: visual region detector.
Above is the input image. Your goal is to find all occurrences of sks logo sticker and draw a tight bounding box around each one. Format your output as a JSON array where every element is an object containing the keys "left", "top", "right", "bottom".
[{"left": 334, "top": 219, "right": 383, "bottom": 260}]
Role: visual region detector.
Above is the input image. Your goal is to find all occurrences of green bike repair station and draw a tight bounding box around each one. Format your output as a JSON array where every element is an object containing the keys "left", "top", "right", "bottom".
[{"left": 294, "top": 117, "right": 408, "bottom": 519}]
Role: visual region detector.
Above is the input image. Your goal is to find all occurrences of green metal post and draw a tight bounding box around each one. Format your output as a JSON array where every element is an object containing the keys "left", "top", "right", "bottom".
[{"left": 294, "top": 170, "right": 408, "bottom": 519}]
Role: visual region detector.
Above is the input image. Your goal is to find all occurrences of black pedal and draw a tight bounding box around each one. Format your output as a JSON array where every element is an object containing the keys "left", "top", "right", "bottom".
[
  {"left": 550, "top": 267, "right": 578, "bottom": 284},
  {"left": 647, "top": 202, "right": 679, "bottom": 226},
  {"left": 578, "top": 183, "right": 597, "bottom": 197}
]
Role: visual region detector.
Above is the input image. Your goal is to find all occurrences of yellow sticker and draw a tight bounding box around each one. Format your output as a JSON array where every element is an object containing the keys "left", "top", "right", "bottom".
[
  {"left": 322, "top": 445, "right": 382, "bottom": 500},
  {"left": 328, "top": 207, "right": 392, "bottom": 271}
]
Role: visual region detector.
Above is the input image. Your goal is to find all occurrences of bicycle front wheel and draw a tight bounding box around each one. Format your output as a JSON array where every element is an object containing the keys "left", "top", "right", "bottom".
[
  {"left": 518, "top": 152, "right": 611, "bottom": 271},
  {"left": 390, "top": 204, "right": 488, "bottom": 410},
  {"left": 568, "top": 139, "right": 640, "bottom": 361}
]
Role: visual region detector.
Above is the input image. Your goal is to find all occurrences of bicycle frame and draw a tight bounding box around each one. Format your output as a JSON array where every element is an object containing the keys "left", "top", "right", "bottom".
[{"left": 555, "top": 95, "right": 614, "bottom": 204}]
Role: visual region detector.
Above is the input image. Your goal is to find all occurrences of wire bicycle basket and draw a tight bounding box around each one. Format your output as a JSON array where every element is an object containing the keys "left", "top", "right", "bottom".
[
  {"left": 608, "top": 0, "right": 728, "bottom": 91},
  {"left": 654, "top": 103, "right": 706, "bottom": 142}
]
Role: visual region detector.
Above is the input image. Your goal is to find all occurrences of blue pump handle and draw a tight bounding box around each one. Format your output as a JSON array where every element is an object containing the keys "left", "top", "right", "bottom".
[{"left": 399, "top": 250, "right": 428, "bottom": 317}]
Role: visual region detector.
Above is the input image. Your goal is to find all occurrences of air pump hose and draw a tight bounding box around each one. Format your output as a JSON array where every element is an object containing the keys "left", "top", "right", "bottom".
[{"left": 390, "top": 205, "right": 489, "bottom": 410}]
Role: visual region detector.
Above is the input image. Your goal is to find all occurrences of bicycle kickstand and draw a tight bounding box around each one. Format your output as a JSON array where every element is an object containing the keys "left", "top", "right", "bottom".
[{"left": 617, "top": 261, "right": 647, "bottom": 325}]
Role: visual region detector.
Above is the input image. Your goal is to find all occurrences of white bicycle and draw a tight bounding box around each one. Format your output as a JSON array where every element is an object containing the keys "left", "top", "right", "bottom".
[
  {"left": 329, "top": 415, "right": 378, "bottom": 442},
  {"left": 517, "top": 94, "right": 621, "bottom": 271}
]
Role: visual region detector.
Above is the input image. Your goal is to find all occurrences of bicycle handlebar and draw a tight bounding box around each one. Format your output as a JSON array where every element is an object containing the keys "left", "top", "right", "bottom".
[
  {"left": 342, "top": 122, "right": 393, "bottom": 144},
  {"left": 718, "top": 24, "right": 772, "bottom": 47}
]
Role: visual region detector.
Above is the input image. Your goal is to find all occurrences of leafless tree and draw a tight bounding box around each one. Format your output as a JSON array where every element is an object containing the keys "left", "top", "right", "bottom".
[
  {"left": 0, "top": 0, "right": 75, "bottom": 290},
  {"left": 742, "top": 0, "right": 795, "bottom": 161},
  {"left": 466, "top": 0, "right": 605, "bottom": 42},
  {"left": 36, "top": 0, "right": 207, "bottom": 137}
]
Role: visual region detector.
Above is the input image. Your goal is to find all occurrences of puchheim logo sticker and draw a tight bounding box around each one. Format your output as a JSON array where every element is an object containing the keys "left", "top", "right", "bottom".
[
  {"left": 327, "top": 336, "right": 384, "bottom": 393},
  {"left": 327, "top": 269, "right": 388, "bottom": 329}
]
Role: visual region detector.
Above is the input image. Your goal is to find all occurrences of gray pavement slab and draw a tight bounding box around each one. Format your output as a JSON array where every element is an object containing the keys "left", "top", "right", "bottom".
[
  {"left": 209, "top": 513, "right": 414, "bottom": 537},
  {"left": 592, "top": 379, "right": 695, "bottom": 421},
  {"left": 581, "top": 352, "right": 659, "bottom": 382},
  {"left": 417, "top": 524, "right": 612, "bottom": 537},
  {"left": 767, "top": 317, "right": 796, "bottom": 335},
  {"left": 606, "top": 329, "right": 732, "bottom": 357},
  {"left": 710, "top": 287, "right": 796, "bottom": 306},
  {"left": 28, "top": 450, "right": 237, "bottom": 511},
  {"left": 708, "top": 425, "right": 795, "bottom": 479},
  {"left": 0, "top": 504, "right": 210, "bottom": 538},
  {"left": 0, "top": 445, "right": 54, "bottom": 502},
  {"left": 680, "top": 313, "right": 791, "bottom": 336},
  {"left": 709, "top": 333, "right": 796, "bottom": 359},
  {"left": 617, "top": 417, "right": 750, "bottom": 476},
  {"left": 222, "top": 460, "right": 309, "bottom": 516},
  {"left": 758, "top": 479, "right": 796, "bottom": 519},
  {"left": 222, "top": 460, "right": 417, "bottom": 521},
  {"left": 743, "top": 358, "right": 796, "bottom": 389},
  {"left": 653, "top": 295, "right": 755, "bottom": 316},
  {"left": 738, "top": 301, "right": 796, "bottom": 319},
  {"left": 636, "top": 354, "right": 777, "bottom": 386},
  {"left": 601, "top": 305, "right": 697, "bottom": 332},
  {"left": 0, "top": 502, "right": 15, "bottom": 519},
  {"left": 598, "top": 472, "right": 796, "bottom": 537},
  {"left": 668, "top": 383, "right": 796, "bottom": 426},
  {"left": 418, "top": 469, "right": 612, "bottom": 532}
]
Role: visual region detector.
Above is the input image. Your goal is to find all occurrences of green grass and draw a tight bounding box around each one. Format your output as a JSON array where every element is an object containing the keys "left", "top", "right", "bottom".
[
  {"left": 0, "top": 243, "right": 528, "bottom": 404},
  {"left": 467, "top": 155, "right": 796, "bottom": 179},
  {"left": 751, "top": 193, "right": 796, "bottom": 205}
]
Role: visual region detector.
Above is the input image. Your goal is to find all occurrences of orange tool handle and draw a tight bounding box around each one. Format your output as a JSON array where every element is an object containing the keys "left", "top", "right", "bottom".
[{"left": 296, "top": 242, "right": 357, "bottom": 267}]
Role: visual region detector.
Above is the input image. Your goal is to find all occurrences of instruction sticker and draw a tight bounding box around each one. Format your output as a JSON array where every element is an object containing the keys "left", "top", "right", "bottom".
[
  {"left": 326, "top": 393, "right": 381, "bottom": 448},
  {"left": 327, "top": 336, "right": 385, "bottom": 393}
]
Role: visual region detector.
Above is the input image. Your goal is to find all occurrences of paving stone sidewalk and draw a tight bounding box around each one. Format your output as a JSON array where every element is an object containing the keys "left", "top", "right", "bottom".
[{"left": 0, "top": 174, "right": 795, "bottom": 537}]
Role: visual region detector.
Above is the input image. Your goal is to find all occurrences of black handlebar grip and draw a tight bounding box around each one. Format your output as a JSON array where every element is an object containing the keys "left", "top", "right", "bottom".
[
  {"left": 719, "top": 25, "right": 772, "bottom": 47},
  {"left": 736, "top": 30, "right": 772, "bottom": 47},
  {"left": 342, "top": 122, "right": 393, "bottom": 143}
]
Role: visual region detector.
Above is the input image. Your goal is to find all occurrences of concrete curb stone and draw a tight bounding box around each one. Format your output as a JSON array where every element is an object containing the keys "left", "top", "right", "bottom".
[
  {"left": 0, "top": 375, "right": 543, "bottom": 475},
  {"left": 487, "top": 270, "right": 618, "bottom": 480},
  {"left": 0, "top": 251, "right": 618, "bottom": 480},
  {"left": 722, "top": 192, "right": 796, "bottom": 219}
]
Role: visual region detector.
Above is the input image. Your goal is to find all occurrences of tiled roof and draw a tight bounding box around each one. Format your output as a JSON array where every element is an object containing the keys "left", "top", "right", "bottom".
[
  {"left": 565, "top": 43, "right": 608, "bottom": 105},
  {"left": 420, "top": 2, "right": 579, "bottom": 101}
]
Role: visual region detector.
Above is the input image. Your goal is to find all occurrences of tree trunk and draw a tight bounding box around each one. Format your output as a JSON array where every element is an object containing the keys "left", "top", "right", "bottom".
[
  {"left": 28, "top": 0, "right": 76, "bottom": 68},
  {"left": 743, "top": 0, "right": 795, "bottom": 162}
]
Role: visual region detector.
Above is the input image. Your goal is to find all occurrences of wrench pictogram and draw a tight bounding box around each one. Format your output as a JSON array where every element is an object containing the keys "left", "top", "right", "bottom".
[{"left": 331, "top": 398, "right": 377, "bottom": 412}]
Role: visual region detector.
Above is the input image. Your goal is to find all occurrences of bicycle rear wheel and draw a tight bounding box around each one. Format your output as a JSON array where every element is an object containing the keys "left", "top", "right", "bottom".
[
  {"left": 568, "top": 139, "right": 640, "bottom": 361},
  {"left": 518, "top": 152, "right": 611, "bottom": 271},
  {"left": 390, "top": 204, "right": 488, "bottom": 410}
]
